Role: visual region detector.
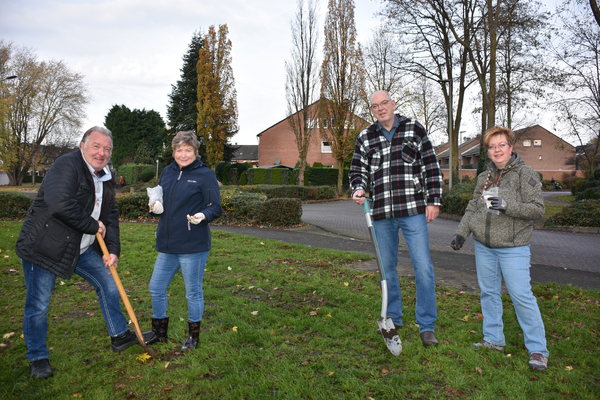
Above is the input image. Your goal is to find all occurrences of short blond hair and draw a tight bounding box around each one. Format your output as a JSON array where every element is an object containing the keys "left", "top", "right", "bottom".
[{"left": 483, "top": 126, "right": 515, "bottom": 147}]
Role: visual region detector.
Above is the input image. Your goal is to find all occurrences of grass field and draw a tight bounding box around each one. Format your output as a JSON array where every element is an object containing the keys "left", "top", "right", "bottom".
[{"left": 0, "top": 221, "right": 598, "bottom": 399}]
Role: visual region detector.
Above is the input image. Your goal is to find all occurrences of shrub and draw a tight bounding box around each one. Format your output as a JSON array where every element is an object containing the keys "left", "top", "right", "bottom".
[
  {"left": 0, "top": 192, "right": 32, "bottom": 219},
  {"left": 116, "top": 193, "right": 151, "bottom": 220},
  {"left": 441, "top": 182, "right": 476, "bottom": 215},
  {"left": 118, "top": 163, "right": 156, "bottom": 184},
  {"left": 256, "top": 198, "right": 302, "bottom": 226},
  {"left": 227, "top": 191, "right": 266, "bottom": 222},
  {"left": 576, "top": 187, "right": 600, "bottom": 200},
  {"left": 545, "top": 199, "right": 600, "bottom": 227}
]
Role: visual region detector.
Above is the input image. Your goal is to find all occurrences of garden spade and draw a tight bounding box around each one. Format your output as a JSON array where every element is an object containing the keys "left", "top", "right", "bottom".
[
  {"left": 362, "top": 199, "right": 402, "bottom": 356},
  {"left": 96, "top": 233, "right": 153, "bottom": 355}
]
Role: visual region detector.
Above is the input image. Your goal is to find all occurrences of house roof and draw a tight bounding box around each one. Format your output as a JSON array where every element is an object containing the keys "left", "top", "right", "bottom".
[
  {"left": 231, "top": 145, "right": 258, "bottom": 161},
  {"left": 256, "top": 98, "right": 371, "bottom": 137}
]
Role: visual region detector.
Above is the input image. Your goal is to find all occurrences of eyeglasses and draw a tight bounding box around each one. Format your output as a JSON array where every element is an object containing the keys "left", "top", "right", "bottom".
[
  {"left": 487, "top": 143, "right": 510, "bottom": 151},
  {"left": 370, "top": 99, "right": 391, "bottom": 110}
]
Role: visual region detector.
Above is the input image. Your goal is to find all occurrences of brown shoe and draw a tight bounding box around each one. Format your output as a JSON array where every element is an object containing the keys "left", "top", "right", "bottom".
[{"left": 420, "top": 331, "right": 439, "bottom": 347}]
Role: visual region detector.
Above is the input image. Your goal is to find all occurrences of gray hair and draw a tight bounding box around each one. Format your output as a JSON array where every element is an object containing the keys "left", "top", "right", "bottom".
[
  {"left": 80, "top": 126, "right": 113, "bottom": 145},
  {"left": 370, "top": 90, "right": 392, "bottom": 103},
  {"left": 172, "top": 131, "right": 200, "bottom": 152}
]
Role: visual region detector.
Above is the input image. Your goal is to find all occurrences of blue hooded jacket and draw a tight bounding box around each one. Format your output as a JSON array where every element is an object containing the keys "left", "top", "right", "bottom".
[{"left": 156, "top": 157, "right": 221, "bottom": 254}]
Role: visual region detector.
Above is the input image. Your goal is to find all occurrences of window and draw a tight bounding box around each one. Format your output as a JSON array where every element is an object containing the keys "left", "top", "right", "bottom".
[
  {"left": 523, "top": 139, "right": 531, "bottom": 147},
  {"left": 533, "top": 139, "right": 542, "bottom": 147},
  {"left": 321, "top": 141, "right": 332, "bottom": 153},
  {"left": 307, "top": 118, "right": 318, "bottom": 129}
]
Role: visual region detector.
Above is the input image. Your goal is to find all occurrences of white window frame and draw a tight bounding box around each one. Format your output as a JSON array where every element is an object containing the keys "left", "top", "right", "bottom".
[{"left": 321, "top": 141, "right": 332, "bottom": 153}]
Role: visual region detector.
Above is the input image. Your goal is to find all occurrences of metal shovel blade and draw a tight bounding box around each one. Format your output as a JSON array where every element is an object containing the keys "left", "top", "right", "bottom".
[{"left": 378, "top": 316, "right": 402, "bottom": 356}]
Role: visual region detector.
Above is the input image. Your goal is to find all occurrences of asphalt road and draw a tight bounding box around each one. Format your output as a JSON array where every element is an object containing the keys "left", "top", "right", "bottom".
[{"left": 214, "top": 197, "right": 600, "bottom": 292}]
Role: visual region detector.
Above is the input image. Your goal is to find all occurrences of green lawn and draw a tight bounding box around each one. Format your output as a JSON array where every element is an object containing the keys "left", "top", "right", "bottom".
[{"left": 1, "top": 221, "right": 598, "bottom": 399}]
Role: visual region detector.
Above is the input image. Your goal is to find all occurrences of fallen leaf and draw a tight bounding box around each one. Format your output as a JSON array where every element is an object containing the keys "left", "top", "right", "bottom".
[
  {"left": 326, "top": 313, "right": 332, "bottom": 318},
  {"left": 327, "top": 371, "right": 335, "bottom": 376},
  {"left": 381, "top": 368, "right": 390, "bottom": 374},
  {"left": 72, "top": 393, "right": 83, "bottom": 398},
  {"left": 163, "top": 387, "right": 173, "bottom": 391},
  {"left": 232, "top": 326, "right": 238, "bottom": 332},
  {"left": 309, "top": 311, "right": 318, "bottom": 316},
  {"left": 136, "top": 353, "right": 152, "bottom": 363},
  {"left": 60, "top": 281, "right": 65, "bottom": 286},
  {"left": 260, "top": 242, "right": 265, "bottom": 245},
  {"left": 3, "top": 332, "right": 15, "bottom": 339},
  {"left": 460, "top": 315, "right": 470, "bottom": 321},
  {"left": 475, "top": 367, "right": 483, "bottom": 375},
  {"left": 115, "top": 384, "right": 126, "bottom": 390},
  {"left": 227, "top": 266, "right": 232, "bottom": 271},
  {"left": 164, "top": 362, "right": 170, "bottom": 369},
  {"left": 251, "top": 311, "right": 259, "bottom": 316},
  {"left": 506, "top": 354, "right": 512, "bottom": 358},
  {"left": 343, "top": 282, "right": 349, "bottom": 287},
  {"left": 565, "top": 365, "right": 573, "bottom": 371}
]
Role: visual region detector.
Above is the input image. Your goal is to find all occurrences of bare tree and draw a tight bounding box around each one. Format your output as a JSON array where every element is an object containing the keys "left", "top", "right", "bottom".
[
  {"left": 496, "top": 0, "right": 552, "bottom": 130},
  {"left": 406, "top": 76, "right": 446, "bottom": 145},
  {"left": 552, "top": 0, "right": 600, "bottom": 177},
  {"left": 361, "top": 26, "right": 405, "bottom": 119},
  {"left": 0, "top": 41, "right": 88, "bottom": 185},
  {"left": 380, "top": 0, "right": 474, "bottom": 185},
  {"left": 320, "top": 0, "right": 367, "bottom": 193},
  {"left": 285, "top": 0, "right": 320, "bottom": 185}
]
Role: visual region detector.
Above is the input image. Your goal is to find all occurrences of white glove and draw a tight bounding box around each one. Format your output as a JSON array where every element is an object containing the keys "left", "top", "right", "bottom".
[
  {"left": 149, "top": 201, "right": 164, "bottom": 214},
  {"left": 186, "top": 212, "right": 205, "bottom": 225}
]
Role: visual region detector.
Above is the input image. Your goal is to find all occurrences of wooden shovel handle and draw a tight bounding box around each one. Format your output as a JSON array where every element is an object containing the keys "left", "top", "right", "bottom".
[{"left": 95, "top": 233, "right": 146, "bottom": 347}]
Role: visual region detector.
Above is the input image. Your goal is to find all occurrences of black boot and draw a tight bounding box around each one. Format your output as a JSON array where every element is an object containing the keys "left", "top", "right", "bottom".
[
  {"left": 181, "top": 321, "right": 200, "bottom": 350},
  {"left": 146, "top": 317, "right": 169, "bottom": 345}
]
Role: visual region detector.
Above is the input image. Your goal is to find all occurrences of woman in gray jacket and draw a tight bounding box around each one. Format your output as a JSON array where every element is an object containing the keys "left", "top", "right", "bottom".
[{"left": 450, "top": 126, "right": 549, "bottom": 371}]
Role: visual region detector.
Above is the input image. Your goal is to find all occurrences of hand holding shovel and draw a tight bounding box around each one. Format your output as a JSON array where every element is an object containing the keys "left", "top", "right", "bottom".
[{"left": 96, "top": 233, "right": 154, "bottom": 355}]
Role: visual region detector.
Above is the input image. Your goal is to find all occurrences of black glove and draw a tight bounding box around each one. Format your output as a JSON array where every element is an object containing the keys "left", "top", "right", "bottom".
[
  {"left": 450, "top": 235, "right": 465, "bottom": 251},
  {"left": 488, "top": 196, "right": 507, "bottom": 212}
]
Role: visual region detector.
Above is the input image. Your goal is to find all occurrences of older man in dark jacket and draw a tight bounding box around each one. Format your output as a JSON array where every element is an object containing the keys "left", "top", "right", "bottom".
[{"left": 16, "top": 126, "right": 149, "bottom": 379}]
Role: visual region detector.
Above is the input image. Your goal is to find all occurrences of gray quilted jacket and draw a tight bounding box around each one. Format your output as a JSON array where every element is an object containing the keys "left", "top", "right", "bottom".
[{"left": 456, "top": 153, "right": 544, "bottom": 248}]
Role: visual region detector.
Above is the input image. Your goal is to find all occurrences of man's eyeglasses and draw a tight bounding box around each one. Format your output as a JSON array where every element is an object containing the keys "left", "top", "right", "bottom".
[
  {"left": 370, "top": 99, "right": 391, "bottom": 110},
  {"left": 487, "top": 143, "right": 510, "bottom": 151}
]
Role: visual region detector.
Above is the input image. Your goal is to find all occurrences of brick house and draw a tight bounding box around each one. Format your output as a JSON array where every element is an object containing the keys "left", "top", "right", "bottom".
[
  {"left": 436, "top": 125, "right": 582, "bottom": 181},
  {"left": 256, "top": 100, "right": 369, "bottom": 168},
  {"left": 231, "top": 144, "right": 259, "bottom": 166}
]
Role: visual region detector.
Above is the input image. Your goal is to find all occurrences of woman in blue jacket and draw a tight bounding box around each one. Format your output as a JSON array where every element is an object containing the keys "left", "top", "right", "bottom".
[{"left": 147, "top": 131, "right": 221, "bottom": 350}]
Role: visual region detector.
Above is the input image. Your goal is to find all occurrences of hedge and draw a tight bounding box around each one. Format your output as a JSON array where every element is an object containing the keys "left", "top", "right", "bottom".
[
  {"left": 0, "top": 192, "right": 33, "bottom": 219},
  {"left": 545, "top": 199, "right": 600, "bottom": 227},
  {"left": 256, "top": 198, "right": 302, "bottom": 226},
  {"left": 238, "top": 185, "right": 336, "bottom": 200},
  {"left": 118, "top": 163, "right": 156, "bottom": 185},
  {"left": 243, "top": 168, "right": 297, "bottom": 185}
]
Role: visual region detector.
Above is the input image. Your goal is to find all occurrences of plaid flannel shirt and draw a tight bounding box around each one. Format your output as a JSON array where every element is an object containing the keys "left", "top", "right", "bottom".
[{"left": 349, "top": 115, "right": 443, "bottom": 220}]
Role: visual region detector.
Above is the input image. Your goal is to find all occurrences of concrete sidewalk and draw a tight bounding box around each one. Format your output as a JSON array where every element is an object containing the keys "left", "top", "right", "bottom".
[{"left": 213, "top": 199, "right": 600, "bottom": 292}]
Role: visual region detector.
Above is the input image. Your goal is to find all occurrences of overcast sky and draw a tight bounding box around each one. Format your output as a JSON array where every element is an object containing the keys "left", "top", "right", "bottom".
[{"left": 1, "top": 0, "right": 382, "bottom": 145}]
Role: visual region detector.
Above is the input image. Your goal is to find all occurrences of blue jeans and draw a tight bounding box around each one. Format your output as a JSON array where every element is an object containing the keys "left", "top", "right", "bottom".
[
  {"left": 149, "top": 252, "right": 208, "bottom": 322},
  {"left": 22, "top": 248, "right": 128, "bottom": 362},
  {"left": 474, "top": 241, "right": 548, "bottom": 356},
  {"left": 372, "top": 214, "right": 437, "bottom": 332}
]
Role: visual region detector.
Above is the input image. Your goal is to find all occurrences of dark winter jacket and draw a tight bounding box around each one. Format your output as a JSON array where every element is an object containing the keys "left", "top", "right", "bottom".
[
  {"left": 16, "top": 150, "right": 120, "bottom": 279},
  {"left": 349, "top": 114, "right": 443, "bottom": 220},
  {"left": 456, "top": 152, "right": 544, "bottom": 248},
  {"left": 155, "top": 157, "right": 221, "bottom": 254}
]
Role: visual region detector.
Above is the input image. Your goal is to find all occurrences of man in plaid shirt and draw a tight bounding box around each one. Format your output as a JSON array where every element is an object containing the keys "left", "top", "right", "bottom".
[{"left": 350, "top": 90, "right": 443, "bottom": 347}]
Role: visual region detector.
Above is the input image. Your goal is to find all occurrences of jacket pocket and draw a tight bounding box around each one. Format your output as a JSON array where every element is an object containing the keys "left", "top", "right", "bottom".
[
  {"left": 400, "top": 141, "right": 419, "bottom": 164},
  {"left": 35, "top": 217, "right": 73, "bottom": 262}
]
